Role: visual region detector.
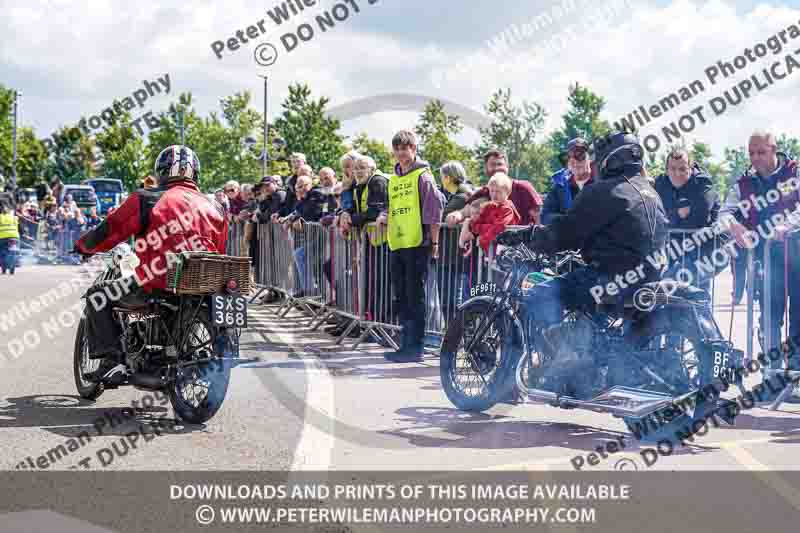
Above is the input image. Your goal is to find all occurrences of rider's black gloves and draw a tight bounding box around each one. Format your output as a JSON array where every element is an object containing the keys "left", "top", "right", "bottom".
[{"left": 496, "top": 226, "right": 536, "bottom": 247}]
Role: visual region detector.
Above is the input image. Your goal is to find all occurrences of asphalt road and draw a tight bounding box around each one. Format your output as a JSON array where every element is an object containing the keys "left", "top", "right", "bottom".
[
  {"left": 1, "top": 264, "right": 799, "bottom": 474},
  {"left": 0, "top": 265, "right": 305, "bottom": 471}
]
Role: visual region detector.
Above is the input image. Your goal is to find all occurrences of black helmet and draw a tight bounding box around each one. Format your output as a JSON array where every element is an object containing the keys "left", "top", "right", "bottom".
[
  {"left": 592, "top": 131, "right": 644, "bottom": 180},
  {"left": 154, "top": 145, "right": 200, "bottom": 187}
]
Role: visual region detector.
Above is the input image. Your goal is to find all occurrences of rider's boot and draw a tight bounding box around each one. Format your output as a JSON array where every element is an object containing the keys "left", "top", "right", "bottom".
[
  {"left": 85, "top": 348, "right": 127, "bottom": 385},
  {"left": 540, "top": 324, "right": 585, "bottom": 393}
]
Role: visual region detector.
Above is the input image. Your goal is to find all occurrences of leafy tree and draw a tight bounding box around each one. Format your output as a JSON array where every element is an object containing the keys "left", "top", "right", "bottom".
[
  {"left": 274, "top": 83, "right": 345, "bottom": 172},
  {"left": 777, "top": 134, "right": 800, "bottom": 158},
  {"left": 644, "top": 150, "right": 665, "bottom": 179},
  {"left": 43, "top": 125, "right": 96, "bottom": 184},
  {"left": 518, "top": 142, "right": 556, "bottom": 192},
  {"left": 548, "top": 82, "right": 611, "bottom": 171},
  {"left": 414, "top": 100, "right": 473, "bottom": 176},
  {"left": 0, "top": 86, "right": 49, "bottom": 188},
  {"left": 93, "top": 100, "right": 148, "bottom": 191},
  {"left": 722, "top": 145, "right": 749, "bottom": 199},
  {"left": 477, "top": 88, "right": 547, "bottom": 180},
  {"left": 350, "top": 133, "right": 394, "bottom": 173}
]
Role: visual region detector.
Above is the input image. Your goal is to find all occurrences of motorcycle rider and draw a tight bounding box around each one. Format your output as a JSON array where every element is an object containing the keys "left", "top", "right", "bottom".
[
  {"left": 497, "top": 131, "right": 668, "bottom": 378},
  {"left": 75, "top": 145, "right": 228, "bottom": 384}
]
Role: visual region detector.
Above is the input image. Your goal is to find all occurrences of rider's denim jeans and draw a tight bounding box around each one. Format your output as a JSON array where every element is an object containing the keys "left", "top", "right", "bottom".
[
  {"left": 520, "top": 266, "right": 612, "bottom": 326},
  {"left": 293, "top": 246, "right": 307, "bottom": 293}
]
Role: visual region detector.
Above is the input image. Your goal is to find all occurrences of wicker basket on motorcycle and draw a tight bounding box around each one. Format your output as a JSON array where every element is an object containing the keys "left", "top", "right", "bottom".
[{"left": 165, "top": 251, "right": 251, "bottom": 295}]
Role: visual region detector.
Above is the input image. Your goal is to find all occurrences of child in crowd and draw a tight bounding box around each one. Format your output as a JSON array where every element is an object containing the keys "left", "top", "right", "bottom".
[{"left": 460, "top": 172, "right": 520, "bottom": 256}]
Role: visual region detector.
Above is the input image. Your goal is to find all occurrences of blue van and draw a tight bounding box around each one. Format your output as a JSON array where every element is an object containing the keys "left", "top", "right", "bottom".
[{"left": 85, "top": 178, "right": 126, "bottom": 215}]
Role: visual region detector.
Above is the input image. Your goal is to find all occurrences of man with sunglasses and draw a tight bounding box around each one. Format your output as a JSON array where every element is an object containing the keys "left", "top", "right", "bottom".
[{"left": 541, "top": 137, "right": 594, "bottom": 224}]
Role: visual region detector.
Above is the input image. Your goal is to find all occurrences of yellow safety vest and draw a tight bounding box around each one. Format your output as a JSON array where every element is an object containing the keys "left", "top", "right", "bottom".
[
  {"left": 360, "top": 173, "right": 388, "bottom": 247},
  {"left": 0, "top": 213, "right": 20, "bottom": 239},
  {"left": 387, "top": 167, "right": 426, "bottom": 251}
]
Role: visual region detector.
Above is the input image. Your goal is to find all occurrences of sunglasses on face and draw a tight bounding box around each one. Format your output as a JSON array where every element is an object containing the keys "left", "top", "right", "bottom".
[{"left": 569, "top": 149, "right": 588, "bottom": 161}]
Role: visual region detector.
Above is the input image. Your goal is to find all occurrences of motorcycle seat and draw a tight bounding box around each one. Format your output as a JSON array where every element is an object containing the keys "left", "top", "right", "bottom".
[{"left": 113, "top": 299, "right": 158, "bottom": 313}]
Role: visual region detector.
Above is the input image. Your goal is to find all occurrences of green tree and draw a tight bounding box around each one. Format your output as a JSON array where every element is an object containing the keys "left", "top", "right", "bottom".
[
  {"left": 477, "top": 88, "right": 547, "bottom": 181},
  {"left": 414, "top": 100, "right": 473, "bottom": 175},
  {"left": 548, "top": 82, "right": 611, "bottom": 171},
  {"left": 274, "top": 83, "right": 345, "bottom": 172},
  {"left": 0, "top": 86, "right": 50, "bottom": 188},
  {"left": 518, "top": 142, "right": 556, "bottom": 192},
  {"left": 777, "top": 134, "right": 800, "bottom": 158},
  {"left": 722, "top": 146, "right": 749, "bottom": 199},
  {"left": 644, "top": 150, "right": 665, "bottom": 179},
  {"left": 43, "top": 125, "right": 97, "bottom": 184},
  {"left": 93, "top": 100, "right": 148, "bottom": 191},
  {"left": 350, "top": 133, "right": 394, "bottom": 173}
]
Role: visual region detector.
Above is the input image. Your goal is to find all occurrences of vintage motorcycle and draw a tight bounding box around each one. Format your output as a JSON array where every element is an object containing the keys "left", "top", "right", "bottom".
[
  {"left": 440, "top": 241, "right": 745, "bottom": 432},
  {"left": 74, "top": 244, "right": 251, "bottom": 424}
]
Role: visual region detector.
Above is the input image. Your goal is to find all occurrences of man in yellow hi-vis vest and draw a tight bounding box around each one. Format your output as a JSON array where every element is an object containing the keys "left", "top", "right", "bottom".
[
  {"left": 377, "top": 130, "right": 445, "bottom": 362},
  {"left": 0, "top": 201, "right": 21, "bottom": 275}
]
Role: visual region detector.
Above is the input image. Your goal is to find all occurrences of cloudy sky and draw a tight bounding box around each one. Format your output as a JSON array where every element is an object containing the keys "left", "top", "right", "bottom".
[{"left": 2, "top": 0, "right": 800, "bottom": 162}]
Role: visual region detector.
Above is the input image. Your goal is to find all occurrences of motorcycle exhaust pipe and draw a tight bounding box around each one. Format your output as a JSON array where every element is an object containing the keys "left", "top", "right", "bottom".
[
  {"left": 128, "top": 372, "right": 166, "bottom": 391},
  {"left": 515, "top": 356, "right": 559, "bottom": 404}
]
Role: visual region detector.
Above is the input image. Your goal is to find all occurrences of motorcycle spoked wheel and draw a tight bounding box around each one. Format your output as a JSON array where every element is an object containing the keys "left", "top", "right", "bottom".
[
  {"left": 73, "top": 316, "right": 104, "bottom": 400},
  {"left": 167, "top": 313, "right": 230, "bottom": 424},
  {"left": 629, "top": 317, "right": 706, "bottom": 395},
  {"left": 440, "top": 301, "right": 522, "bottom": 412}
]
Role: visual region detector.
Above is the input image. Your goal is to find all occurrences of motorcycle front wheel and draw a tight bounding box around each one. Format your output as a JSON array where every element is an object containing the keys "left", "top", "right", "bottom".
[
  {"left": 73, "top": 316, "right": 104, "bottom": 400},
  {"left": 440, "top": 298, "right": 524, "bottom": 412}
]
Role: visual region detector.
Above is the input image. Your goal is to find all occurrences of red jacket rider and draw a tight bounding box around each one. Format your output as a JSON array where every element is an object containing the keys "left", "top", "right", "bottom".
[{"left": 76, "top": 181, "right": 228, "bottom": 291}]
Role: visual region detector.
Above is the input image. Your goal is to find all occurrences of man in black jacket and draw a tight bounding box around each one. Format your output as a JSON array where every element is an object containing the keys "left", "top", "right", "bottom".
[
  {"left": 275, "top": 152, "right": 307, "bottom": 219},
  {"left": 498, "top": 131, "right": 668, "bottom": 378},
  {"left": 654, "top": 148, "right": 722, "bottom": 293},
  {"left": 280, "top": 175, "right": 329, "bottom": 298},
  {"left": 256, "top": 175, "right": 287, "bottom": 222}
]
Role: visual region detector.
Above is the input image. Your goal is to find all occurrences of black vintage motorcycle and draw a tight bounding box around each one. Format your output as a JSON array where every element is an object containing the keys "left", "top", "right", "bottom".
[
  {"left": 440, "top": 242, "right": 745, "bottom": 432},
  {"left": 74, "top": 245, "right": 251, "bottom": 424}
]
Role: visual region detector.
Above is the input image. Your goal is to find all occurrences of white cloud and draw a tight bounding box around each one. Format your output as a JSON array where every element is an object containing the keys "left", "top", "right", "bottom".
[{"left": 2, "top": 0, "right": 800, "bottom": 165}]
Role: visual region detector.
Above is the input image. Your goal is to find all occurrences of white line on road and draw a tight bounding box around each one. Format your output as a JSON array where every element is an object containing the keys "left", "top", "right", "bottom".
[{"left": 249, "top": 311, "right": 335, "bottom": 471}]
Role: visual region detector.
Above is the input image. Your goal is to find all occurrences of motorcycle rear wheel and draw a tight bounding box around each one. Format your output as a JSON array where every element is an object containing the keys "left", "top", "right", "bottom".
[{"left": 168, "top": 313, "right": 230, "bottom": 424}]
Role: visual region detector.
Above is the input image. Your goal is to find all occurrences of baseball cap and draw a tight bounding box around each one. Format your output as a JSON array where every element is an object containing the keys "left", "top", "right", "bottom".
[
  {"left": 566, "top": 137, "right": 589, "bottom": 154},
  {"left": 261, "top": 175, "right": 282, "bottom": 186}
]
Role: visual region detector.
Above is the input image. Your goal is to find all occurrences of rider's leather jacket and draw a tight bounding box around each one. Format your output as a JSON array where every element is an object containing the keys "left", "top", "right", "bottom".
[
  {"left": 530, "top": 172, "right": 668, "bottom": 281},
  {"left": 76, "top": 181, "right": 228, "bottom": 292}
]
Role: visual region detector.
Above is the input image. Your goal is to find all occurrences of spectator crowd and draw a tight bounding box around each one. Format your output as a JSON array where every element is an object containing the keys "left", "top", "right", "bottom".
[{"left": 218, "top": 127, "right": 795, "bottom": 364}]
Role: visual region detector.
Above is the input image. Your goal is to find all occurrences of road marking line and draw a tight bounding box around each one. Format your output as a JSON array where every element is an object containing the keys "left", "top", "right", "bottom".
[
  {"left": 723, "top": 443, "right": 800, "bottom": 512},
  {"left": 248, "top": 310, "right": 335, "bottom": 472}
]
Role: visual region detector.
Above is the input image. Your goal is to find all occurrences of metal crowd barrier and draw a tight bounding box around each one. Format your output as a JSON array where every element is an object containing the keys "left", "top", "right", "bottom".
[
  {"left": 242, "top": 220, "right": 752, "bottom": 359},
  {"left": 760, "top": 231, "right": 800, "bottom": 409},
  {"left": 14, "top": 217, "right": 86, "bottom": 264},
  {"left": 244, "top": 219, "right": 498, "bottom": 350},
  {"left": 226, "top": 220, "right": 246, "bottom": 257}
]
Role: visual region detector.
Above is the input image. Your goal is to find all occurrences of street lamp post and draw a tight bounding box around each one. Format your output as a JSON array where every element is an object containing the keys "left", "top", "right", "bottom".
[
  {"left": 11, "top": 90, "right": 20, "bottom": 192},
  {"left": 260, "top": 75, "right": 268, "bottom": 177},
  {"left": 178, "top": 109, "right": 185, "bottom": 145}
]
